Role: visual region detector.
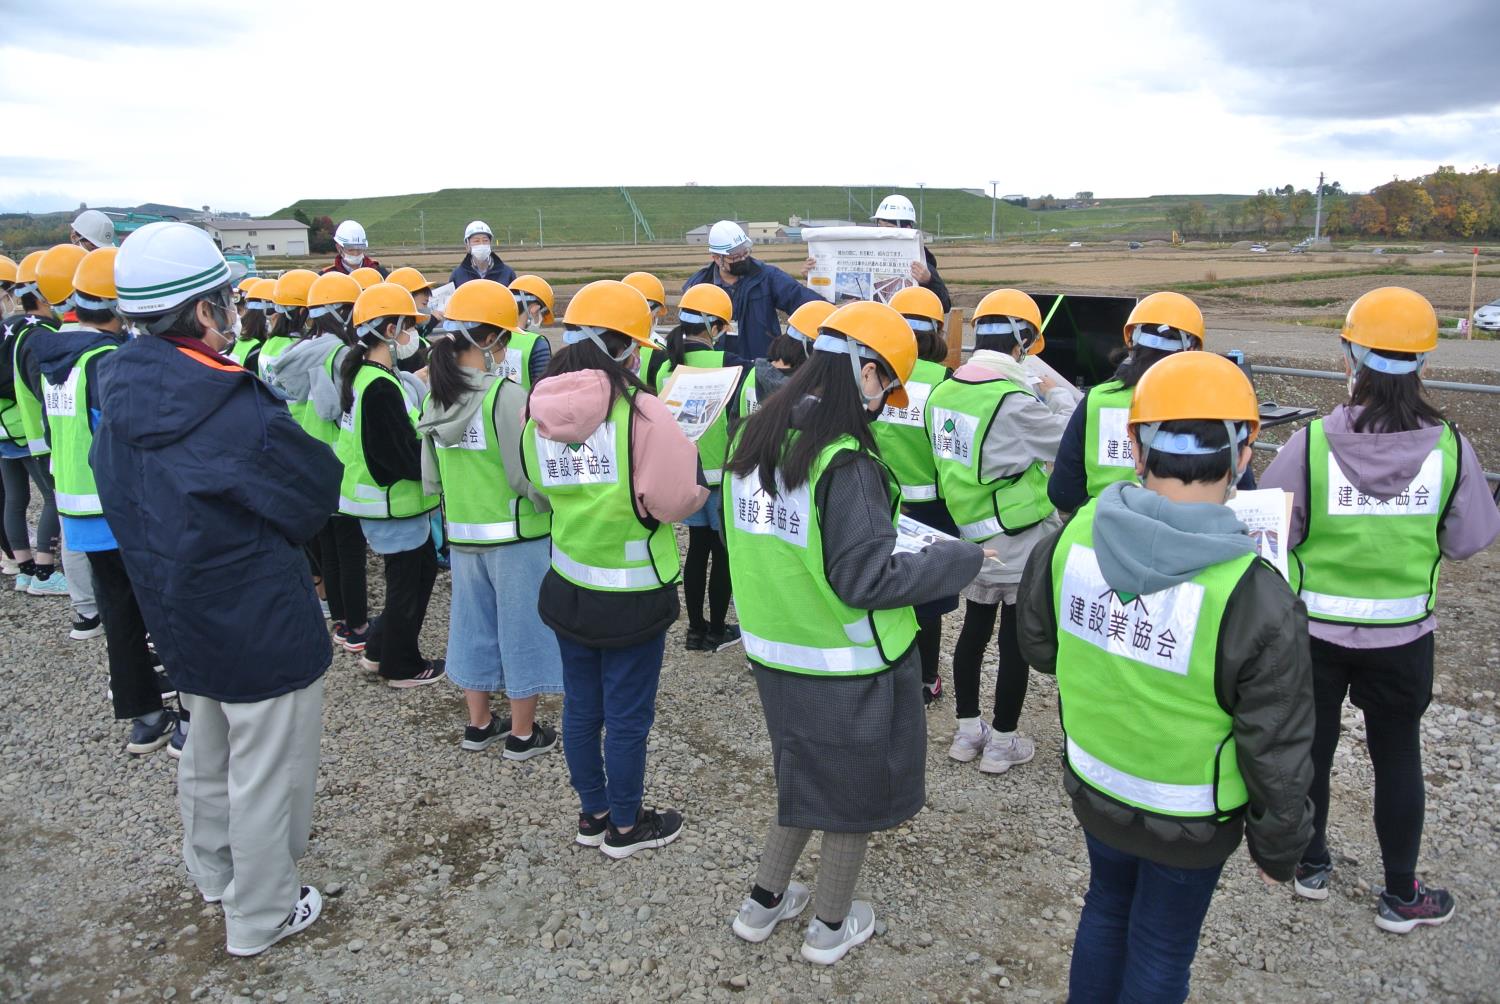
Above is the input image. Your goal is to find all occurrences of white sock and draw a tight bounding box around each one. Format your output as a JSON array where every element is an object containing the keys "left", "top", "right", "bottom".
[
  {"left": 993, "top": 730, "right": 1016, "bottom": 741},
  {"left": 957, "top": 716, "right": 983, "bottom": 735},
  {"left": 511, "top": 731, "right": 532, "bottom": 742}
]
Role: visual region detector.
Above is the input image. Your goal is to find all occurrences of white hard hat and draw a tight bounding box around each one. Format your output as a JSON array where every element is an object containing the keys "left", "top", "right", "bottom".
[
  {"left": 463, "top": 220, "right": 493, "bottom": 242},
  {"left": 708, "top": 220, "right": 750, "bottom": 255},
  {"left": 334, "top": 220, "right": 368, "bottom": 248},
  {"left": 114, "top": 222, "right": 231, "bottom": 318},
  {"left": 872, "top": 194, "right": 916, "bottom": 223},
  {"left": 71, "top": 209, "right": 116, "bottom": 249}
]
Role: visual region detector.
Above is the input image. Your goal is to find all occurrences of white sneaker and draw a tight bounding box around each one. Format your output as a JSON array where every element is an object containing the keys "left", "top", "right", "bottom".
[
  {"left": 947, "top": 718, "right": 992, "bottom": 763},
  {"left": 732, "top": 881, "right": 810, "bottom": 943},
  {"left": 226, "top": 885, "right": 322, "bottom": 957},
  {"left": 979, "top": 732, "right": 1036, "bottom": 774},
  {"left": 800, "top": 901, "right": 876, "bottom": 965},
  {"left": 0, "top": 556, "right": 18, "bottom": 576}
]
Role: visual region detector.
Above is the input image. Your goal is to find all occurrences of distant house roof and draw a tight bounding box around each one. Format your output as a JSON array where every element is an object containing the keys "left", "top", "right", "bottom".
[
  {"left": 202, "top": 218, "right": 307, "bottom": 232},
  {"left": 685, "top": 225, "right": 711, "bottom": 237}
]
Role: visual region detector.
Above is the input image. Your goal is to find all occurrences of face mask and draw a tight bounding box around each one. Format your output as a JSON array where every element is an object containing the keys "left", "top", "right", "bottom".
[
  {"left": 469, "top": 243, "right": 492, "bottom": 264},
  {"left": 727, "top": 258, "right": 753, "bottom": 277},
  {"left": 342, "top": 253, "right": 364, "bottom": 270},
  {"left": 206, "top": 300, "right": 240, "bottom": 352},
  {"left": 389, "top": 324, "right": 420, "bottom": 361}
]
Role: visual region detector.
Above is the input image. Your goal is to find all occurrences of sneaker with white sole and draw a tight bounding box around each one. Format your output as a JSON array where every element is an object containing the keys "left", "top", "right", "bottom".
[
  {"left": 1294, "top": 860, "right": 1332, "bottom": 901},
  {"left": 461, "top": 715, "right": 512, "bottom": 752},
  {"left": 576, "top": 812, "right": 610, "bottom": 848},
  {"left": 732, "top": 881, "right": 810, "bottom": 943},
  {"left": 126, "top": 710, "right": 177, "bottom": 755},
  {"left": 70, "top": 614, "right": 104, "bottom": 640},
  {"left": 0, "top": 556, "right": 17, "bottom": 576},
  {"left": 947, "top": 718, "right": 991, "bottom": 763},
  {"left": 166, "top": 717, "right": 190, "bottom": 760},
  {"left": 13, "top": 573, "right": 32, "bottom": 593},
  {"left": 503, "top": 721, "right": 558, "bottom": 761},
  {"left": 386, "top": 659, "right": 445, "bottom": 689},
  {"left": 800, "top": 900, "right": 876, "bottom": 965},
  {"left": 226, "top": 885, "right": 323, "bottom": 957},
  {"left": 27, "top": 571, "right": 69, "bottom": 596},
  {"left": 601, "top": 807, "right": 684, "bottom": 860},
  {"left": 979, "top": 732, "right": 1035, "bottom": 774},
  {"left": 1375, "top": 881, "right": 1455, "bottom": 934}
]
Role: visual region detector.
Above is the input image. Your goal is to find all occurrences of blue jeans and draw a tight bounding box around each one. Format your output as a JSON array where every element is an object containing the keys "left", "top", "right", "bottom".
[
  {"left": 557, "top": 631, "right": 666, "bottom": 829},
  {"left": 1069, "top": 832, "right": 1223, "bottom": 1004}
]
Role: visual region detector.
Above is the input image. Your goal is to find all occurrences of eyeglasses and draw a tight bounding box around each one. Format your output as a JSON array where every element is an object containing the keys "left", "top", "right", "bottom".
[{"left": 718, "top": 251, "right": 751, "bottom": 264}]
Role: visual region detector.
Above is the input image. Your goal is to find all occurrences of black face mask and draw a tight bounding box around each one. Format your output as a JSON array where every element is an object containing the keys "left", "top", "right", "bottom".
[{"left": 727, "top": 258, "right": 754, "bottom": 277}]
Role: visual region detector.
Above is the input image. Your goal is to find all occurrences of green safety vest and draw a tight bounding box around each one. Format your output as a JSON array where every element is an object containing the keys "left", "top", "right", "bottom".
[
  {"left": 257, "top": 334, "right": 295, "bottom": 381},
  {"left": 872, "top": 357, "right": 948, "bottom": 503},
  {"left": 640, "top": 346, "right": 670, "bottom": 391},
  {"left": 228, "top": 337, "right": 261, "bottom": 368},
  {"left": 738, "top": 369, "right": 761, "bottom": 418},
  {"left": 12, "top": 317, "right": 59, "bottom": 456},
  {"left": 288, "top": 342, "right": 340, "bottom": 445},
  {"left": 335, "top": 364, "right": 440, "bottom": 520},
  {"left": 926, "top": 376, "right": 1055, "bottom": 541},
  {"left": 1082, "top": 379, "right": 1139, "bottom": 497},
  {"left": 725, "top": 433, "right": 919, "bottom": 676},
  {"left": 1052, "top": 500, "right": 1254, "bottom": 820},
  {"left": 496, "top": 330, "right": 542, "bottom": 390},
  {"left": 427, "top": 379, "right": 551, "bottom": 546},
  {"left": 1291, "top": 419, "right": 1459, "bottom": 626},
  {"left": 43, "top": 342, "right": 115, "bottom": 517},
  {"left": 522, "top": 390, "right": 680, "bottom": 592}
]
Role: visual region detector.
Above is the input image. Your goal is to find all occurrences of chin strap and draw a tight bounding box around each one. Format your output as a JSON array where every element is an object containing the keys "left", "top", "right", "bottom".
[{"left": 812, "top": 333, "right": 898, "bottom": 407}]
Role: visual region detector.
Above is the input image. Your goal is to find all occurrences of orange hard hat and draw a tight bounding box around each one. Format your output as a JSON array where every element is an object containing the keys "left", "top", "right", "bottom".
[{"left": 820, "top": 300, "right": 917, "bottom": 409}]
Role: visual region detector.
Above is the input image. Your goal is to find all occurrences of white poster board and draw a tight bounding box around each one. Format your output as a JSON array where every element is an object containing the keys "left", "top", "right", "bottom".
[
  {"left": 658, "top": 365, "right": 743, "bottom": 442},
  {"left": 1226, "top": 488, "right": 1293, "bottom": 579},
  {"left": 803, "top": 226, "right": 923, "bottom": 304},
  {"left": 427, "top": 281, "right": 456, "bottom": 317},
  {"left": 893, "top": 514, "right": 1006, "bottom": 571}
]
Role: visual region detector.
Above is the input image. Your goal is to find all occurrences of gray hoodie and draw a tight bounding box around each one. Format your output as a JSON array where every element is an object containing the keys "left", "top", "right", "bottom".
[
  {"left": 262, "top": 333, "right": 347, "bottom": 422},
  {"left": 1093, "top": 482, "right": 1256, "bottom": 595},
  {"left": 1262, "top": 404, "right": 1500, "bottom": 648}
]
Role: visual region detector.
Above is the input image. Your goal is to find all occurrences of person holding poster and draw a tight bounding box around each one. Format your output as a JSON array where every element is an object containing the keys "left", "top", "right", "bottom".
[
  {"left": 1262, "top": 287, "right": 1499, "bottom": 932},
  {"left": 875, "top": 286, "right": 957, "bottom": 704},
  {"left": 1048, "top": 291, "right": 1256, "bottom": 512},
  {"left": 723, "top": 301, "right": 984, "bottom": 964},
  {"left": 927, "top": 289, "right": 1075, "bottom": 776},
  {"left": 871, "top": 194, "right": 951, "bottom": 312},
  {"left": 656, "top": 283, "right": 748, "bottom": 652},
  {"left": 1015, "top": 351, "right": 1313, "bottom": 1004},
  {"left": 682, "top": 221, "right": 823, "bottom": 360}
]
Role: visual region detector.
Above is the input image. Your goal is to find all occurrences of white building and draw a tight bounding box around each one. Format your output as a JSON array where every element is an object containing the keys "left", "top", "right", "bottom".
[{"left": 199, "top": 218, "right": 310, "bottom": 257}]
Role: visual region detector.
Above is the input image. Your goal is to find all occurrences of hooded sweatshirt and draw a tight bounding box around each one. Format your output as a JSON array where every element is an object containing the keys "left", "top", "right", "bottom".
[
  {"left": 1262, "top": 404, "right": 1500, "bottom": 648},
  {"left": 1017, "top": 481, "right": 1315, "bottom": 878},
  {"left": 525, "top": 369, "right": 707, "bottom": 646},
  {"left": 91, "top": 334, "right": 342, "bottom": 702},
  {"left": 262, "top": 332, "right": 347, "bottom": 422},
  {"left": 949, "top": 350, "right": 1078, "bottom": 592}
]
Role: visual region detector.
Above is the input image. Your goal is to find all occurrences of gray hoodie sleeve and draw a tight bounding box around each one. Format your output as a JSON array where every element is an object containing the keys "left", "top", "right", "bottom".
[
  {"left": 1259, "top": 426, "right": 1311, "bottom": 548},
  {"left": 1016, "top": 526, "right": 1065, "bottom": 675},
  {"left": 816, "top": 452, "right": 984, "bottom": 610},
  {"left": 1217, "top": 564, "right": 1315, "bottom": 881},
  {"left": 1440, "top": 433, "right": 1500, "bottom": 560},
  {"left": 496, "top": 382, "right": 549, "bottom": 511},
  {"left": 981, "top": 387, "right": 1077, "bottom": 480}
]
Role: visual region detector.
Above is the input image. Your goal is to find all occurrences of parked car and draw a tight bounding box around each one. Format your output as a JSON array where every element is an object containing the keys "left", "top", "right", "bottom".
[
  {"left": 1474, "top": 298, "right": 1500, "bottom": 332},
  {"left": 1068, "top": 241, "right": 1083, "bottom": 248},
  {"left": 1250, "top": 244, "right": 1267, "bottom": 253},
  {"left": 1128, "top": 241, "right": 1142, "bottom": 250}
]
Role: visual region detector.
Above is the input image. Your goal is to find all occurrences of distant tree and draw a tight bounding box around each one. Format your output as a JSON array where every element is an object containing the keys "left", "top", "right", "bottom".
[
  {"left": 1323, "top": 200, "right": 1351, "bottom": 236},
  {"left": 293, "top": 208, "right": 311, "bottom": 226},
  {"left": 1288, "top": 190, "right": 1314, "bottom": 229},
  {"left": 309, "top": 214, "right": 337, "bottom": 254}
]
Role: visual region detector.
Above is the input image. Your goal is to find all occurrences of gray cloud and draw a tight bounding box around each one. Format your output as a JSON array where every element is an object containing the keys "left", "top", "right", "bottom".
[
  {"left": 1175, "top": 0, "right": 1500, "bottom": 119},
  {"left": 0, "top": 2, "right": 246, "bottom": 51},
  {"left": 1322, "top": 114, "right": 1500, "bottom": 160}
]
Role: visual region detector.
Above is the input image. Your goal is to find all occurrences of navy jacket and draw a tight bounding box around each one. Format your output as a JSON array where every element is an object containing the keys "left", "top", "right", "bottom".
[
  {"left": 682, "top": 258, "right": 823, "bottom": 361},
  {"left": 921, "top": 247, "right": 952, "bottom": 313},
  {"left": 450, "top": 253, "right": 517, "bottom": 288},
  {"left": 29, "top": 324, "right": 122, "bottom": 422},
  {"left": 91, "top": 335, "right": 341, "bottom": 702}
]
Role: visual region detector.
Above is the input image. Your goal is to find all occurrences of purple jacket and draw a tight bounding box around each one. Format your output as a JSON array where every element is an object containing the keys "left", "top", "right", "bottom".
[{"left": 1261, "top": 404, "right": 1499, "bottom": 648}]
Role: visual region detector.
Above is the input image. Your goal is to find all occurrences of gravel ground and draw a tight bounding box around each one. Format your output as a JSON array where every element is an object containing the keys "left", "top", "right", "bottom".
[{"left": 2, "top": 339, "right": 1497, "bottom": 1003}]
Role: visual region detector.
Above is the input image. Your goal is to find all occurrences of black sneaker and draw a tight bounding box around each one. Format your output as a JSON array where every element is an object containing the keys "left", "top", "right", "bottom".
[
  {"left": 126, "top": 710, "right": 177, "bottom": 755},
  {"left": 461, "top": 714, "right": 512, "bottom": 752},
  {"left": 706, "top": 623, "right": 742, "bottom": 652},
  {"left": 387, "top": 659, "right": 445, "bottom": 689},
  {"left": 1375, "top": 881, "right": 1456, "bottom": 934},
  {"left": 504, "top": 721, "right": 558, "bottom": 762},
  {"left": 684, "top": 627, "right": 708, "bottom": 651},
  {"left": 70, "top": 614, "right": 104, "bottom": 641},
  {"left": 923, "top": 675, "right": 944, "bottom": 707},
  {"left": 602, "top": 807, "right": 684, "bottom": 860},
  {"left": 576, "top": 812, "right": 610, "bottom": 848},
  {"left": 1294, "top": 859, "right": 1332, "bottom": 901},
  {"left": 166, "top": 716, "right": 190, "bottom": 760}
]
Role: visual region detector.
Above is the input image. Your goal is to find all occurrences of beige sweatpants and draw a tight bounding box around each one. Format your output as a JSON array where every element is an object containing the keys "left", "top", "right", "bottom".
[{"left": 178, "top": 675, "right": 324, "bottom": 950}]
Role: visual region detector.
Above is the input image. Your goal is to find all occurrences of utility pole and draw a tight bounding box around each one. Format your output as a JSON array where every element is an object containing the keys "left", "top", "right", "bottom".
[
  {"left": 937, "top": 213, "right": 942, "bottom": 241},
  {"left": 418, "top": 210, "right": 425, "bottom": 252},
  {"left": 990, "top": 181, "right": 999, "bottom": 242},
  {"left": 537, "top": 209, "right": 544, "bottom": 249},
  {"left": 917, "top": 182, "right": 925, "bottom": 232},
  {"left": 1313, "top": 171, "right": 1325, "bottom": 241}
]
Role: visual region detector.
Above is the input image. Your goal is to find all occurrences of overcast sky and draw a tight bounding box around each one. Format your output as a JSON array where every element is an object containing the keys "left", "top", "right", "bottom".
[{"left": 2, "top": 0, "right": 1494, "bottom": 215}]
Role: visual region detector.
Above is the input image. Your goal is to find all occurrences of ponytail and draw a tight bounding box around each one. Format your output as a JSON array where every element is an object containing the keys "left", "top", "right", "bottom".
[{"left": 426, "top": 325, "right": 511, "bottom": 411}]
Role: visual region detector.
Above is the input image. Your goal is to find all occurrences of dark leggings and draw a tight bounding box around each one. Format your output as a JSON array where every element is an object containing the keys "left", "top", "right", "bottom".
[
  {"left": 366, "top": 541, "right": 437, "bottom": 680},
  {"left": 319, "top": 515, "right": 368, "bottom": 628},
  {"left": 2, "top": 454, "right": 60, "bottom": 556},
  {"left": 1305, "top": 634, "right": 1431, "bottom": 901},
  {"left": 916, "top": 617, "right": 943, "bottom": 686},
  {"left": 88, "top": 548, "right": 162, "bottom": 721},
  {"left": 0, "top": 461, "right": 10, "bottom": 558},
  {"left": 951, "top": 599, "right": 1028, "bottom": 730},
  {"left": 683, "top": 526, "right": 730, "bottom": 632}
]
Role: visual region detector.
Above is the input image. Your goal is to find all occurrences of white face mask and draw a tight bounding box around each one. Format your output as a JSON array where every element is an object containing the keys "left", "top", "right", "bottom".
[
  {"left": 342, "top": 252, "right": 365, "bottom": 270},
  {"left": 390, "top": 324, "right": 420, "bottom": 361},
  {"left": 469, "top": 242, "right": 492, "bottom": 264}
]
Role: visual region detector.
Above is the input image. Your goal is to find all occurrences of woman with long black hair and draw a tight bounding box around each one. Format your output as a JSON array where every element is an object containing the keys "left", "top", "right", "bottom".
[
  {"left": 723, "top": 301, "right": 985, "bottom": 965},
  {"left": 1263, "top": 287, "right": 1498, "bottom": 933}
]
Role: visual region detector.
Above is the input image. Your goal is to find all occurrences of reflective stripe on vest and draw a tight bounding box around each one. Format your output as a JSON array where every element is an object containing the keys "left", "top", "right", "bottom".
[
  {"left": 742, "top": 620, "right": 888, "bottom": 675},
  {"left": 335, "top": 364, "right": 440, "bottom": 520},
  {"left": 550, "top": 541, "right": 663, "bottom": 590},
  {"left": 1291, "top": 419, "right": 1458, "bottom": 626},
  {"left": 428, "top": 378, "right": 550, "bottom": 547},
  {"left": 1082, "top": 380, "right": 1138, "bottom": 497},
  {"left": 1066, "top": 736, "right": 1217, "bottom": 815},
  {"left": 873, "top": 358, "right": 946, "bottom": 505}
]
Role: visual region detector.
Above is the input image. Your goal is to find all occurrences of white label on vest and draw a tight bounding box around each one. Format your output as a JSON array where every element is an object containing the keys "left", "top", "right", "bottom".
[
  {"left": 744, "top": 381, "right": 760, "bottom": 414},
  {"left": 535, "top": 422, "right": 619, "bottom": 485},
  {"left": 928, "top": 407, "right": 976, "bottom": 464},
  {"left": 42, "top": 369, "right": 82, "bottom": 418},
  {"left": 879, "top": 380, "right": 932, "bottom": 429},
  {"left": 1059, "top": 543, "right": 1203, "bottom": 677},
  {"left": 339, "top": 393, "right": 357, "bottom": 433},
  {"left": 497, "top": 349, "right": 522, "bottom": 385},
  {"left": 1095, "top": 407, "right": 1135, "bottom": 468},
  {"left": 730, "top": 469, "right": 811, "bottom": 548},
  {"left": 1326, "top": 449, "right": 1443, "bottom": 516},
  {"left": 438, "top": 408, "right": 488, "bottom": 451}
]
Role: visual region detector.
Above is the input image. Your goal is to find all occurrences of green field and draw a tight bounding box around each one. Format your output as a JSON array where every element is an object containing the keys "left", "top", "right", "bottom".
[{"left": 274, "top": 187, "right": 1254, "bottom": 248}]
